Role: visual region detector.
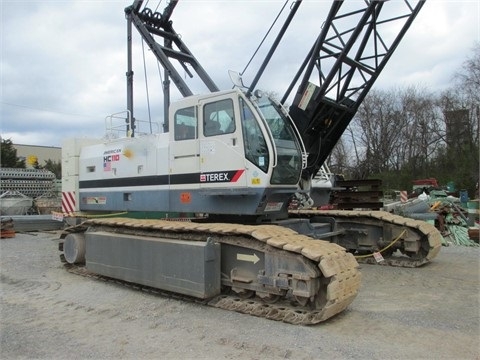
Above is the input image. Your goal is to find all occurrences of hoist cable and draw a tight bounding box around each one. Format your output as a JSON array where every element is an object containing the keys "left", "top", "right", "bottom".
[
  {"left": 141, "top": 39, "right": 153, "bottom": 133},
  {"left": 154, "top": 0, "right": 163, "bottom": 13},
  {"left": 240, "top": 0, "right": 289, "bottom": 76},
  {"left": 157, "top": 61, "right": 164, "bottom": 86}
]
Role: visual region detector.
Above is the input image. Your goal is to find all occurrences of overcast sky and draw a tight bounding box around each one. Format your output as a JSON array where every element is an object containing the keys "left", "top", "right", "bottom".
[{"left": 1, "top": 0, "right": 479, "bottom": 148}]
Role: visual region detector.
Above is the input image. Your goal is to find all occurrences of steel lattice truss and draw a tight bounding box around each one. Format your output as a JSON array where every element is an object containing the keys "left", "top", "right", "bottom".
[{"left": 284, "top": 0, "right": 425, "bottom": 179}]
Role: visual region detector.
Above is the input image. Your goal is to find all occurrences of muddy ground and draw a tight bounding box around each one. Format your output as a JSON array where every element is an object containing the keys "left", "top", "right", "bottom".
[{"left": 1, "top": 231, "right": 479, "bottom": 359}]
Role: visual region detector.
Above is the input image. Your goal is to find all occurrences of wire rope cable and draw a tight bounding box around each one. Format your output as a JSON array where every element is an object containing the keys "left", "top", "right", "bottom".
[
  {"left": 141, "top": 39, "right": 153, "bottom": 133},
  {"left": 240, "top": 0, "right": 290, "bottom": 77}
]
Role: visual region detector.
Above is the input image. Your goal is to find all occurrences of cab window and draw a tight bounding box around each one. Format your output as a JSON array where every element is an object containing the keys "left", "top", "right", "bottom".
[
  {"left": 203, "top": 99, "right": 235, "bottom": 136},
  {"left": 240, "top": 98, "right": 269, "bottom": 172},
  {"left": 174, "top": 106, "right": 197, "bottom": 141}
]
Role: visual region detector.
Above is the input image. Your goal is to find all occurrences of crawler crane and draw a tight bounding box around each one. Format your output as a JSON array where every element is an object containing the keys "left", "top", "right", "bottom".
[{"left": 60, "top": 0, "right": 441, "bottom": 324}]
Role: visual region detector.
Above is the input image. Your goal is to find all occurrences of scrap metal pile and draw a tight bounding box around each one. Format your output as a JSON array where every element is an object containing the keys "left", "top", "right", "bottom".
[{"left": 390, "top": 191, "right": 479, "bottom": 246}]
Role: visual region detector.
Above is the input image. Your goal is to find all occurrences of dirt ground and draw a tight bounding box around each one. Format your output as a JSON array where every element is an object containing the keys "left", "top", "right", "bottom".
[{"left": 1, "top": 231, "right": 479, "bottom": 360}]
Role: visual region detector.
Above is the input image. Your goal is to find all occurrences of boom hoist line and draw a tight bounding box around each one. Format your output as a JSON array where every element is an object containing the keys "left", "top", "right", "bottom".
[
  {"left": 282, "top": 0, "right": 425, "bottom": 180},
  {"left": 125, "top": 0, "right": 219, "bottom": 134}
]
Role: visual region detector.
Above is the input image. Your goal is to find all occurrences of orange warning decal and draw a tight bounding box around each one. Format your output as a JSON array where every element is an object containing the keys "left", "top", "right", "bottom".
[{"left": 180, "top": 192, "right": 191, "bottom": 203}]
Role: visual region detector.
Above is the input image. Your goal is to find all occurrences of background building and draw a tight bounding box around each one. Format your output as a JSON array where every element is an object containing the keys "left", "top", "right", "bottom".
[{"left": 13, "top": 144, "right": 61, "bottom": 168}]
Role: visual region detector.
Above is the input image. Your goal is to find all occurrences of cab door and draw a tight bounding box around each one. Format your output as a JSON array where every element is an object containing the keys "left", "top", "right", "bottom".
[
  {"left": 199, "top": 97, "right": 247, "bottom": 190},
  {"left": 169, "top": 105, "right": 200, "bottom": 188}
]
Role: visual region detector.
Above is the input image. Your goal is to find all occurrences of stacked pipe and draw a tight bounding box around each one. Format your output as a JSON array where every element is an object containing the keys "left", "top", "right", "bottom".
[{"left": 0, "top": 168, "right": 56, "bottom": 198}]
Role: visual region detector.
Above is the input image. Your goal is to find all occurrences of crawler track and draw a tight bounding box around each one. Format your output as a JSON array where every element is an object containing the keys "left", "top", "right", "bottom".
[
  {"left": 289, "top": 209, "right": 443, "bottom": 267},
  {"left": 60, "top": 218, "right": 361, "bottom": 325}
]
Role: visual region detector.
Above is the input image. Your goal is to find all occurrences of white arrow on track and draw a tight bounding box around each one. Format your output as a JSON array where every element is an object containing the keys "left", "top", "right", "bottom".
[{"left": 236, "top": 252, "right": 260, "bottom": 264}]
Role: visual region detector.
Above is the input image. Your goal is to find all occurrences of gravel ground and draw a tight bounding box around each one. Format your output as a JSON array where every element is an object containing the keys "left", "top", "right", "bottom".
[{"left": 1, "top": 231, "right": 479, "bottom": 360}]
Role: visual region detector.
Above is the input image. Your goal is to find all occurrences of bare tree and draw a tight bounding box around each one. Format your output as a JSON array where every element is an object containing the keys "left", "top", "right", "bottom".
[
  {"left": 351, "top": 88, "right": 434, "bottom": 174},
  {"left": 455, "top": 43, "right": 480, "bottom": 99},
  {"left": 399, "top": 86, "right": 443, "bottom": 177},
  {"left": 352, "top": 89, "right": 401, "bottom": 175},
  {"left": 329, "top": 43, "right": 478, "bottom": 195},
  {"left": 328, "top": 136, "right": 352, "bottom": 177}
]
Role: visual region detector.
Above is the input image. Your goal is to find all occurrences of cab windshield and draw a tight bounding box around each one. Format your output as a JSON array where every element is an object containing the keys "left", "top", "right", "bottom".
[{"left": 257, "top": 98, "right": 302, "bottom": 185}]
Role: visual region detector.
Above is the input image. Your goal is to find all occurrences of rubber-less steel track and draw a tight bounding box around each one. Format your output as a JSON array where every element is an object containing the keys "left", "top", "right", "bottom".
[
  {"left": 289, "top": 209, "right": 443, "bottom": 267},
  {"left": 61, "top": 218, "right": 361, "bottom": 325}
]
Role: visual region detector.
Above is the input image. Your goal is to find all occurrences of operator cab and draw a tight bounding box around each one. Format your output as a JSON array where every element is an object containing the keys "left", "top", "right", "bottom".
[
  {"left": 168, "top": 88, "right": 306, "bottom": 219},
  {"left": 170, "top": 89, "right": 305, "bottom": 185}
]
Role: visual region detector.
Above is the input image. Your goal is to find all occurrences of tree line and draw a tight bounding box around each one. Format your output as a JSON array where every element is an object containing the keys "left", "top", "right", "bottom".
[{"left": 329, "top": 44, "right": 479, "bottom": 197}]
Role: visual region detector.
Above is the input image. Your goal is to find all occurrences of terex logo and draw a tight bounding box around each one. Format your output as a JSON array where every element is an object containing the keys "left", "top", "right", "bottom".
[
  {"left": 200, "top": 173, "right": 229, "bottom": 182},
  {"left": 199, "top": 170, "right": 244, "bottom": 183}
]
